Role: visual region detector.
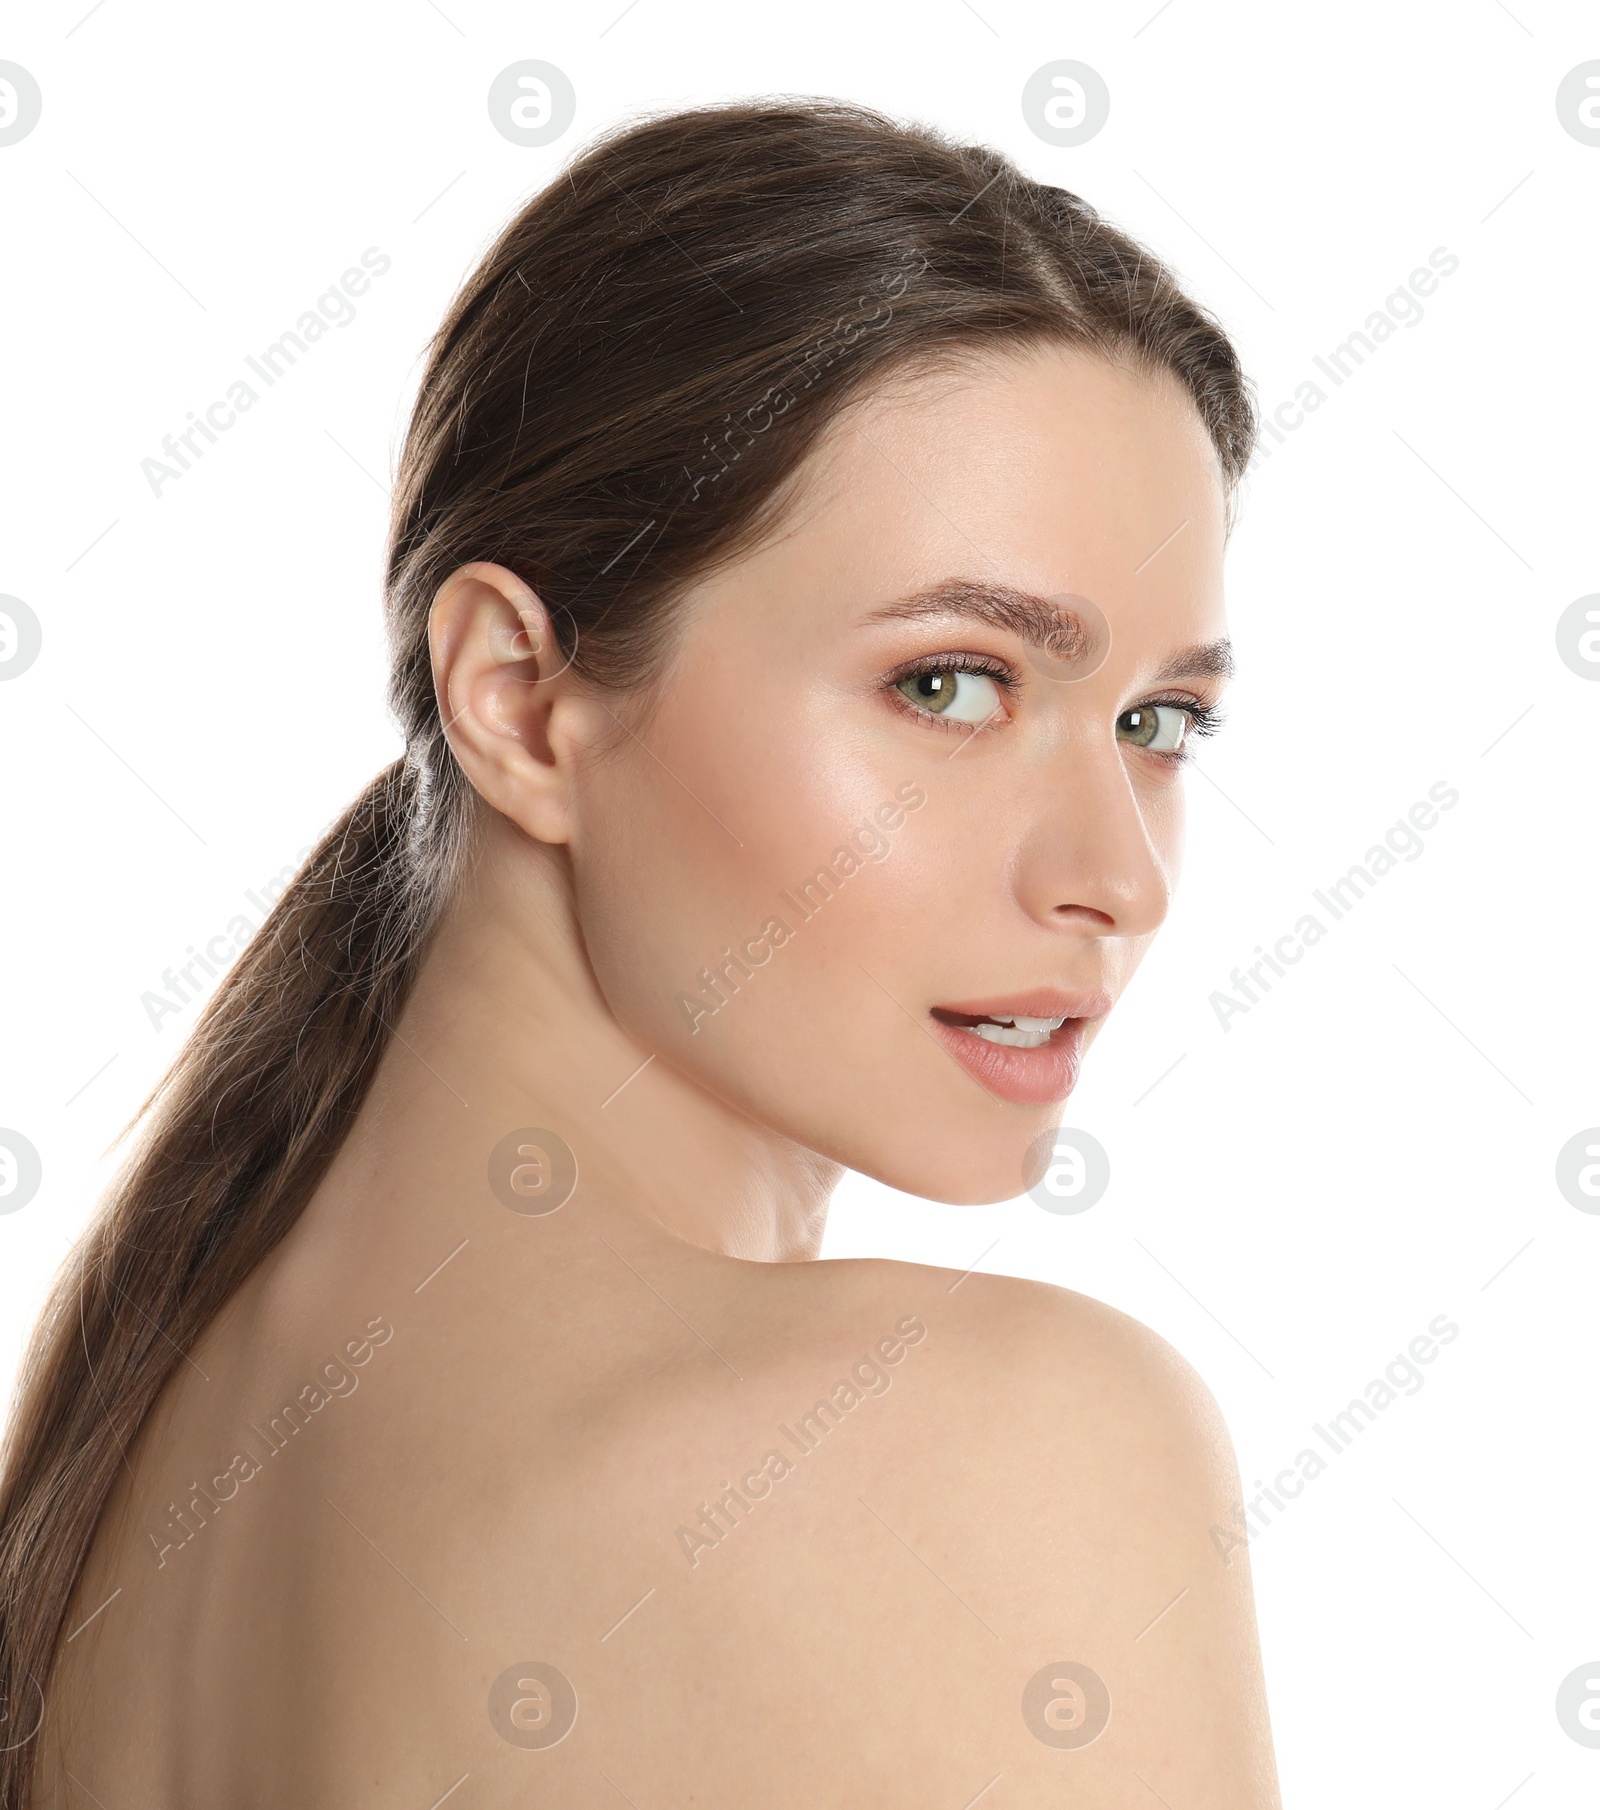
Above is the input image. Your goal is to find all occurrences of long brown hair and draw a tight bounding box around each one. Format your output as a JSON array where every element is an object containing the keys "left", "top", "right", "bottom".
[{"left": 0, "top": 97, "right": 1256, "bottom": 1804}]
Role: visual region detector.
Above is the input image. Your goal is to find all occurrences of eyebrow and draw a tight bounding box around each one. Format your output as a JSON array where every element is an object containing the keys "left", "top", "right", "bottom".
[
  {"left": 862, "top": 578, "right": 1234, "bottom": 684},
  {"left": 1150, "top": 638, "right": 1235, "bottom": 684}
]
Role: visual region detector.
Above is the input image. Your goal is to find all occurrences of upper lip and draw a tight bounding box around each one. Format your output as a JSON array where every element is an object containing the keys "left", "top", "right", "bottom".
[{"left": 930, "top": 987, "right": 1113, "bottom": 1024}]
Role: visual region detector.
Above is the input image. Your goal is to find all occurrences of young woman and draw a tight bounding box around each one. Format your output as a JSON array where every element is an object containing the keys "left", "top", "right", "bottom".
[{"left": 1, "top": 100, "right": 1279, "bottom": 1807}]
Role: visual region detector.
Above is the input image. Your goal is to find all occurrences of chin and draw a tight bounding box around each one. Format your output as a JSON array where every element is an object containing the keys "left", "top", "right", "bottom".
[{"left": 836, "top": 1117, "right": 1062, "bottom": 1208}]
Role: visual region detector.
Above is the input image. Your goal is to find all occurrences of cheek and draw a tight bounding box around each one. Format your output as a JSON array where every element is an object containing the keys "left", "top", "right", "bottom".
[
  {"left": 1144, "top": 776, "right": 1187, "bottom": 906},
  {"left": 567, "top": 676, "right": 948, "bottom": 1105}
]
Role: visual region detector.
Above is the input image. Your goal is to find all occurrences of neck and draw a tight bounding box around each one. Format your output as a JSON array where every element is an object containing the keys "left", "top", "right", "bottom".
[{"left": 349, "top": 815, "right": 840, "bottom": 1263}]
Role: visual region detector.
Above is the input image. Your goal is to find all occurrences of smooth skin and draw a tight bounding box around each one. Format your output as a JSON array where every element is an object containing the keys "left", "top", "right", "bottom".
[{"left": 41, "top": 344, "right": 1281, "bottom": 1807}]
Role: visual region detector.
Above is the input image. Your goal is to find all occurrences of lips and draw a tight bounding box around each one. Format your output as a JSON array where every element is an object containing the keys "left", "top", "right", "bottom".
[{"left": 928, "top": 988, "right": 1112, "bottom": 1106}]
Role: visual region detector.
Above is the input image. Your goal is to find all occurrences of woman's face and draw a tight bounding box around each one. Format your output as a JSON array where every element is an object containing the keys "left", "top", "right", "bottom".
[{"left": 566, "top": 343, "right": 1232, "bottom": 1204}]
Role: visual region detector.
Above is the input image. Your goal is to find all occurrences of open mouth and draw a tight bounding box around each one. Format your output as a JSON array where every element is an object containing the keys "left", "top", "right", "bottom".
[
  {"left": 926, "top": 990, "right": 1113, "bottom": 1106},
  {"left": 929, "top": 1008, "right": 1070, "bottom": 1050}
]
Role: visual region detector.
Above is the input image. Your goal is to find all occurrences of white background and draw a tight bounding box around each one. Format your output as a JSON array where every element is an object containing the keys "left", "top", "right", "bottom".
[{"left": 1, "top": 2, "right": 1596, "bottom": 1803}]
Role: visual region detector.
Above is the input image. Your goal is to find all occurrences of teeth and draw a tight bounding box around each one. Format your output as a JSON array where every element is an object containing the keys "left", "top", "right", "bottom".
[
  {"left": 942, "top": 1010, "right": 1072, "bottom": 1049},
  {"left": 965, "top": 1022, "right": 1055, "bottom": 1049}
]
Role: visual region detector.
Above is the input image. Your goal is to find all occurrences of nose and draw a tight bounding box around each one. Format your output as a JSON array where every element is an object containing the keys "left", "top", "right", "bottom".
[{"left": 1012, "top": 737, "right": 1174, "bottom": 941}]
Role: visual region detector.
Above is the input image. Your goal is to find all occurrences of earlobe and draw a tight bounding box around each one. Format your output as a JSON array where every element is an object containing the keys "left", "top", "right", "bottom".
[{"left": 428, "top": 561, "right": 582, "bottom": 846}]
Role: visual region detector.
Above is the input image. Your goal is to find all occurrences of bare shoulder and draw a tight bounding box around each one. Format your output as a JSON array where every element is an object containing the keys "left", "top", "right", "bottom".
[
  {"left": 761, "top": 1253, "right": 1263, "bottom": 1614},
  {"left": 803, "top": 1253, "right": 1236, "bottom": 1479},
  {"left": 752, "top": 1255, "right": 1280, "bottom": 1805}
]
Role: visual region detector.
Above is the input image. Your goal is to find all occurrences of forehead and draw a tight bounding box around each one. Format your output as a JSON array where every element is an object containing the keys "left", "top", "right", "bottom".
[{"left": 694, "top": 342, "right": 1229, "bottom": 649}]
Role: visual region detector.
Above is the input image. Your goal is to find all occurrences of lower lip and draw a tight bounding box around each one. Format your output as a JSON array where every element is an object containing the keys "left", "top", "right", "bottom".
[{"left": 927, "top": 1016, "right": 1089, "bottom": 1106}]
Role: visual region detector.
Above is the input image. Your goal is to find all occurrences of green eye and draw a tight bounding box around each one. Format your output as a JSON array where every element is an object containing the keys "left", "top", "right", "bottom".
[
  {"left": 1117, "top": 704, "right": 1189, "bottom": 754},
  {"left": 895, "top": 668, "right": 1003, "bottom": 724}
]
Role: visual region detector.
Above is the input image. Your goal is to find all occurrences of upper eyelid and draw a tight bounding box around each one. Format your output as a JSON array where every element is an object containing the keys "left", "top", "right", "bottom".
[
  {"left": 886, "top": 648, "right": 1017, "bottom": 676},
  {"left": 1141, "top": 688, "right": 1223, "bottom": 714},
  {"left": 1130, "top": 689, "right": 1226, "bottom": 728},
  {"left": 882, "top": 657, "right": 1021, "bottom": 705},
  {"left": 884, "top": 650, "right": 1222, "bottom": 698}
]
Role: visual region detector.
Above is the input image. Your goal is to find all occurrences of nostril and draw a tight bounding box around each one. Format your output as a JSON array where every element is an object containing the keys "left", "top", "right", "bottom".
[{"left": 1052, "top": 903, "right": 1118, "bottom": 928}]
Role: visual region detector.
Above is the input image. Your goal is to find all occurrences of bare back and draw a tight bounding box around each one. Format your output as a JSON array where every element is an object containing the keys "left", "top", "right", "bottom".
[{"left": 41, "top": 1159, "right": 1277, "bottom": 1809}]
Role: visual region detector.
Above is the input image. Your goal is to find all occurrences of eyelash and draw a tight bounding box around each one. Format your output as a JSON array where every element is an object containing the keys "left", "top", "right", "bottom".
[
  {"left": 1145, "top": 693, "right": 1228, "bottom": 764},
  {"left": 880, "top": 652, "right": 1227, "bottom": 764}
]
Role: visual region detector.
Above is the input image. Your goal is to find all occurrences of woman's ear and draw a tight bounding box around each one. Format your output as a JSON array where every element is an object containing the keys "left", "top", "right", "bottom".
[{"left": 428, "top": 561, "right": 590, "bottom": 845}]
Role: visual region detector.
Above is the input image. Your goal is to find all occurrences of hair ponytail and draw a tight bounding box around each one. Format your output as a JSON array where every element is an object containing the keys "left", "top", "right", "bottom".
[
  {"left": 0, "top": 96, "right": 1255, "bottom": 1804},
  {"left": 0, "top": 752, "right": 468, "bottom": 1797}
]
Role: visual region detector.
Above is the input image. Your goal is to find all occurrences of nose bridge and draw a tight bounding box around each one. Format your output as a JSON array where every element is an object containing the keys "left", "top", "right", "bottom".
[{"left": 1014, "top": 735, "right": 1173, "bottom": 937}]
